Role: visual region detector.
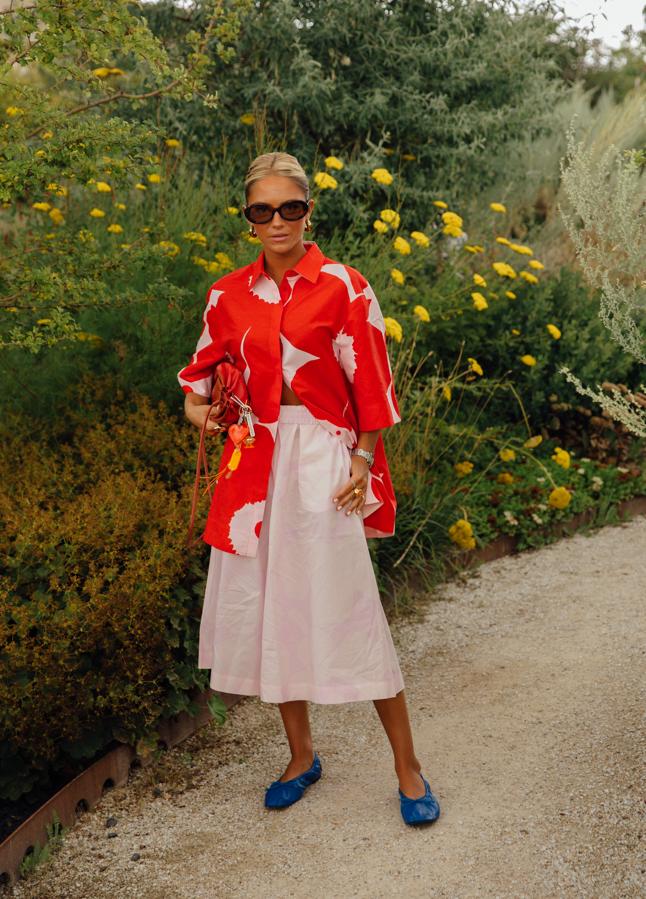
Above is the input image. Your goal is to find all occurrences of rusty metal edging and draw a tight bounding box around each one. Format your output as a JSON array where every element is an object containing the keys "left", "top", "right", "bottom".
[
  {"left": 2, "top": 493, "right": 645, "bottom": 885},
  {"left": 0, "top": 690, "right": 242, "bottom": 886}
]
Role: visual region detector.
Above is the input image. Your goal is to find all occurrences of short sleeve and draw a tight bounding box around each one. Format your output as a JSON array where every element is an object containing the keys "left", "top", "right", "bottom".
[
  {"left": 340, "top": 277, "right": 401, "bottom": 431},
  {"left": 177, "top": 283, "right": 224, "bottom": 398}
]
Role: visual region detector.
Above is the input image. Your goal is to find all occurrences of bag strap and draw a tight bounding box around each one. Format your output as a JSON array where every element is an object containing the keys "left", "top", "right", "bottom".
[{"left": 187, "top": 400, "right": 220, "bottom": 549}]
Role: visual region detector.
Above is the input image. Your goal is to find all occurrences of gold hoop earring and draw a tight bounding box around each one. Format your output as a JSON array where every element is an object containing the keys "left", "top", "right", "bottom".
[
  {"left": 249, "top": 226, "right": 257, "bottom": 237},
  {"left": 305, "top": 219, "right": 312, "bottom": 232}
]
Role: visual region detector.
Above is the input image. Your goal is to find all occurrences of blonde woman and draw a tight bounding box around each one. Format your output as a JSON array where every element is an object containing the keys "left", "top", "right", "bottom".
[{"left": 178, "top": 152, "right": 440, "bottom": 825}]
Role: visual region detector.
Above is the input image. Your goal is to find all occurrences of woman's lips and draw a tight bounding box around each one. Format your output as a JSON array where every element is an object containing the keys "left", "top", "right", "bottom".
[{"left": 269, "top": 234, "right": 289, "bottom": 241}]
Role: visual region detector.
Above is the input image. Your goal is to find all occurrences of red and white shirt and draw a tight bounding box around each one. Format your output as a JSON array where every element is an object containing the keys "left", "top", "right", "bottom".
[{"left": 177, "top": 240, "right": 402, "bottom": 557}]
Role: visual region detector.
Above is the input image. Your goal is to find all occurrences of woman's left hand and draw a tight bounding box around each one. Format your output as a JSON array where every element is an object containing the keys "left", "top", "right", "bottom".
[{"left": 332, "top": 455, "right": 370, "bottom": 516}]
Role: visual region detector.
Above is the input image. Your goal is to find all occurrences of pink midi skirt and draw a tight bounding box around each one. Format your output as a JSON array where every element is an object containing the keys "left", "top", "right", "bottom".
[{"left": 198, "top": 403, "right": 405, "bottom": 704}]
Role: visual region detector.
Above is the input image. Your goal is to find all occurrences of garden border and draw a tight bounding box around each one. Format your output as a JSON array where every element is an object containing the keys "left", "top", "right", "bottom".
[{"left": 2, "top": 493, "right": 645, "bottom": 886}]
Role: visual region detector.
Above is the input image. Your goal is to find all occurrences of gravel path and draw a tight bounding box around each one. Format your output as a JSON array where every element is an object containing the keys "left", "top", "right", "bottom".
[{"left": 10, "top": 516, "right": 646, "bottom": 899}]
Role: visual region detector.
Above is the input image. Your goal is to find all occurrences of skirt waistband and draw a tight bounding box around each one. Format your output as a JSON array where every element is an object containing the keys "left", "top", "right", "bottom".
[{"left": 278, "top": 403, "right": 318, "bottom": 424}]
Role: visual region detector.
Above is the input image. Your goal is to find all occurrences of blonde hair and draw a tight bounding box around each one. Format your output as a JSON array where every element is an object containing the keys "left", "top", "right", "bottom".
[{"left": 244, "top": 152, "right": 309, "bottom": 204}]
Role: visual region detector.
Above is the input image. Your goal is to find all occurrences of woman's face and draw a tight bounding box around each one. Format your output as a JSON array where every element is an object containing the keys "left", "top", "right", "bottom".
[{"left": 245, "top": 175, "right": 314, "bottom": 256}]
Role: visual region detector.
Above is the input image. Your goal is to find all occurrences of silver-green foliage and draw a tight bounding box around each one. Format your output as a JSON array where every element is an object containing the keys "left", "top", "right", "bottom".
[{"left": 558, "top": 106, "right": 646, "bottom": 436}]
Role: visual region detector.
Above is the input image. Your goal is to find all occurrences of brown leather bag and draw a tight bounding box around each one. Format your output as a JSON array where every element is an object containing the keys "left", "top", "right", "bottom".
[{"left": 187, "top": 352, "right": 255, "bottom": 548}]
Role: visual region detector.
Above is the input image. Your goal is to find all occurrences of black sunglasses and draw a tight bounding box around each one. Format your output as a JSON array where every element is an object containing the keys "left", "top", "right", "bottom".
[{"left": 243, "top": 199, "right": 309, "bottom": 225}]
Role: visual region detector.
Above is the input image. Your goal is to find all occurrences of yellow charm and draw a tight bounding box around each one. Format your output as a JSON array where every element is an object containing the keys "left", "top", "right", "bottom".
[{"left": 226, "top": 446, "right": 242, "bottom": 473}]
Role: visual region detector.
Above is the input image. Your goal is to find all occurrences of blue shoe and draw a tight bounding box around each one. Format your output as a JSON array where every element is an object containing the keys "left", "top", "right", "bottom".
[
  {"left": 399, "top": 773, "right": 441, "bottom": 825},
  {"left": 264, "top": 752, "right": 322, "bottom": 808}
]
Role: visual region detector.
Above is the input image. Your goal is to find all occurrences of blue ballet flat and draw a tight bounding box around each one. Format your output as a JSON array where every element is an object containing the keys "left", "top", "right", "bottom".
[
  {"left": 264, "top": 752, "right": 322, "bottom": 808},
  {"left": 399, "top": 773, "right": 441, "bottom": 825}
]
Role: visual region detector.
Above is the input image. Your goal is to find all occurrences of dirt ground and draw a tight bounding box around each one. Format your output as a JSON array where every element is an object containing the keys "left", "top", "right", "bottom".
[{"left": 9, "top": 515, "right": 646, "bottom": 899}]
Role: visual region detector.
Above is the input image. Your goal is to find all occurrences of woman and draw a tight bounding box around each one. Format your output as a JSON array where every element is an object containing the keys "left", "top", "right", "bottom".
[{"left": 178, "top": 152, "right": 440, "bottom": 825}]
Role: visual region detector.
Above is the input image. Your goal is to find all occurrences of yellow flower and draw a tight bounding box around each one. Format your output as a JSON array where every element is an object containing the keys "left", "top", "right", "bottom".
[
  {"left": 492, "top": 261, "right": 517, "bottom": 279},
  {"left": 165, "top": 138, "right": 181, "bottom": 148},
  {"left": 46, "top": 182, "right": 67, "bottom": 196},
  {"left": 4, "top": 307, "right": 18, "bottom": 312},
  {"left": 157, "top": 240, "right": 180, "bottom": 257},
  {"left": 505, "top": 291, "right": 517, "bottom": 300},
  {"left": 546, "top": 323, "right": 561, "bottom": 339},
  {"left": 413, "top": 305, "right": 430, "bottom": 322},
  {"left": 96, "top": 181, "right": 112, "bottom": 192},
  {"left": 401, "top": 153, "right": 416, "bottom": 161},
  {"left": 473, "top": 273, "right": 487, "bottom": 287},
  {"left": 244, "top": 233, "right": 261, "bottom": 244},
  {"left": 183, "top": 231, "right": 208, "bottom": 246},
  {"left": 373, "top": 219, "right": 389, "bottom": 234},
  {"left": 497, "top": 472, "right": 514, "bottom": 484},
  {"left": 548, "top": 486, "right": 572, "bottom": 509},
  {"left": 135, "top": 183, "right": 147, "bottom": 190},
  {"left": 509, "top": 243, "right": 533, "bottom": 256},
  {"left": 108, "top": 67, "right": 124, "bottom": 76},
  {"left": 5, "top": 106, "right": 24, "bottom": 116},
  {"left": 390, "top": 268, "right": 405, "bottom": 285},
  {"left": 371, "top": 167, "right": 393, "bottom": 185},
  {"left": 442, "top": 223, "right": 464, "bottom": 238},
  {"left": 115, "top": 202, "right": 126, "bottom": 210},
  {"left": 92, "top": 67, "right": 112, "bottom": 78},
  {"left": 380, "top": 209, "right": 400, "bottom": 228},
  {"left": 410, "top": 230, "right": 430, "bottom": 247},
  {"left": 511, "top": 328, "right": 521, "bottom": 335},
  {"left": 523, "top": 435, "right": 543, "bottom": 449},
  {"left": 393, "top": 236, "right": 411, "bottom": 255},
  {"left": 464, "top": 244, "right": 484, "bottom": 254},
  {"left": 454, "top": 460, "right": 474, "bottom": 477},
  {"left": 442, "top": 211, "right": 463, "bottom": 229},
  {"left": 215, "top": 251, "right": 235, "bottom": 269},
  {"left": 142, "top": 226, "right": 151, "bottom": 232},
  {"left": 239, "top": 113, "right": 255, "bottom": 125},
  {"left": 529, "top": 259, "right": 545, "bottom": 270},
  {"left": 551, "top": 447, "right": 571, "bottom": 469},
  {"left": 490, "top": 202, "right": 507, "bottom": 213},
  {"left": 324, "top": 155, "right": 344, "bottom": 170},
  {"left": 314, "top": 171, "right": 337, "bottom": 189},
  {"left": 32, "top": 201, "right": 52, "bottom": 212},
  {"left": 520, "top": 270, "right": 539, "bottom": 284},
  {"left": 442, "top": 384, "right": 452, "bottom": 401},
  {"left": 448, "top": 518, "right": 476, "bottom": 550},
  {"left": 384, "top": 317, "right": 403, "bottom": 342},
  {"left": 467, "top": 356, "right": 483, "bottom": 376},
  {"left": 495, "top": 236, "right": 511, "bottom": 246},
  {"left": 471, "top": 292, "right": 488, "bottom": 311},
  {"left": 520, "top": 354, "right": 537, "bottom": 366},
  {"left": 147, "top": 173, "right": 161, "bottom": 184},
  {"left": 89, "top": 208, "right": 106, "bottom": 217},
  {"left": 107, "top": 223, "right": 123, "bottom": 233},
  {"left": 226, "top": 206, "right": 239, "bottom": 215},
  {"left": 432, "top": 200, "right": 448, "bottom": 209},
  {"left": 499, "top": 448, "right": 516, "bottom": 462},
  {"left": 35, "top": 150, "right": 46, "bottom": 158},
  {"left": 41, "top": 130, "right": 53, "bottom": 139},
  {"left": 36, "top": 318, "right": 52, "bottom": 324},
  {"left": 119, "top": 243, "right": 131, "bottom": 250}
]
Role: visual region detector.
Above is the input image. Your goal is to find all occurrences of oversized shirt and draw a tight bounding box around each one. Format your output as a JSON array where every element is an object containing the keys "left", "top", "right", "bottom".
[{"left": 177, "top": 240, "right": 402, "bottom": 557}]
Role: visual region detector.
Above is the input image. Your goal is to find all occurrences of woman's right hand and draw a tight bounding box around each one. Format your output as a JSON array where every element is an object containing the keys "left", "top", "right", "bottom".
[{"left": 185, "top": 396, "right": 225, "bottom": 433}]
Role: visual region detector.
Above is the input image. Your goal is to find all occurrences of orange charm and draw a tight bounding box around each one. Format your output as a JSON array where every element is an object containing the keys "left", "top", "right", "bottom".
[{"left": 228, "top": 423, "right": 249, "bottom": 446}]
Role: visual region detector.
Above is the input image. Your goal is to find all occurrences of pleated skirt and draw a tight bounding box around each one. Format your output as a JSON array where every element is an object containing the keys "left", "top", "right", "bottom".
[{"left": 198, "top": 403, "right": 405, "bottom": 704}]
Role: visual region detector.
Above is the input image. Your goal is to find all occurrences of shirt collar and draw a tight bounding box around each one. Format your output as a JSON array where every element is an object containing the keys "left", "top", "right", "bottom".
[{"left": 249, "top": 240, "right": 325, "bottom": 288}]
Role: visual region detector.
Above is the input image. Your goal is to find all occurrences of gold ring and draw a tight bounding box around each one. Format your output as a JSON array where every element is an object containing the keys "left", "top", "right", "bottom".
[{"left": 353, "top": 487, "right": 364, "bottom": 496}]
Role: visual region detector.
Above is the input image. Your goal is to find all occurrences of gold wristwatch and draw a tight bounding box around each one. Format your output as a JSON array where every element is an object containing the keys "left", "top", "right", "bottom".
[{"left": 351, "top": 447, "right": 374, "bottom": 468}]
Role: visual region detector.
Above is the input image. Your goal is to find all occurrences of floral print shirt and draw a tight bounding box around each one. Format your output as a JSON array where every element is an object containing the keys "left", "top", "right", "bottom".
[{"left": 177, "top": 240, "right": 401, "bottom": 557}]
